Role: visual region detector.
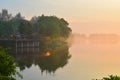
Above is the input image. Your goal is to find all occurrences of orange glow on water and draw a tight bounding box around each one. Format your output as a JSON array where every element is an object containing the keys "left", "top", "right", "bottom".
[{"left": 44, "top": 51, "right": 51, "bottom": 57}]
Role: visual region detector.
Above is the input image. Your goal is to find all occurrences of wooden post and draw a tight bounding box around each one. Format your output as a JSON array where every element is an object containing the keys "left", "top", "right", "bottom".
[
  {"left": 16, "top": 41, "right": 17, "bottom": 54},
  {"left": 21, "top": 41, "right": 23, "bottom": 47},
  {"left": 33, "top": 41, "right": 34, "bottom": 47},
  {"left": 27, "top": 41, "right": 29, "bottom": 47}
]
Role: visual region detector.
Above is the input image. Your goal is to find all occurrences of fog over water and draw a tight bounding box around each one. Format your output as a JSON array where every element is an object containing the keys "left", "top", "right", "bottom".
[{"left": 13, "top": 34, "right": 120, "bottom": 80}]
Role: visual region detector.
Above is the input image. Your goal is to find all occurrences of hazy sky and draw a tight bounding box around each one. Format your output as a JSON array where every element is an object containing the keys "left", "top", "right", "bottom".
[{"left": 0, "top": 0, "right": 120, "bottom": 34}]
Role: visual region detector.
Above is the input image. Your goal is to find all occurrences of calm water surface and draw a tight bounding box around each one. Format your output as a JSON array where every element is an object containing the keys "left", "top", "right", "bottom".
[{"left": 13, "top": 35, "right": 120, "bottom": 80}]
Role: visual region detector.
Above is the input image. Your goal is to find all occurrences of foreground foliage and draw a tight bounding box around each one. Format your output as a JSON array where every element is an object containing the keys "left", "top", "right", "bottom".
[
  {"left": 95, "top": 75, "right": 120, "bottom": 80},
  {"left": 0, "top": 47, "right": 22, "bottom": 80}
]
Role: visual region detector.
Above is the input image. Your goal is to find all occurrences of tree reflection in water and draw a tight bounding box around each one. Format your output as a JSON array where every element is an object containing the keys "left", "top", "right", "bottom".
[{"left": 9, "top": 41, "right": 71, "bottom": 74}]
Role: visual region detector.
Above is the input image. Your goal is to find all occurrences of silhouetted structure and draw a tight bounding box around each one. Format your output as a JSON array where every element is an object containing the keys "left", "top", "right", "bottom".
[{"left": 0, "top": 9, "right": 12, "bottom": 21}]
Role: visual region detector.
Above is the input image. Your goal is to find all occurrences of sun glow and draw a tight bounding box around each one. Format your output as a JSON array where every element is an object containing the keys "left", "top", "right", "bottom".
[{"left": 44, "top": 51, "right": 51, "bottom": 57}]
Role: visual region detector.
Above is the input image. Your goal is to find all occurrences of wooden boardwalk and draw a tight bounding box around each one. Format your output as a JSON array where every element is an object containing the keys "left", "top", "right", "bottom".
[{"left": 0, "top": 39, "right": 43, "bottom": 48}]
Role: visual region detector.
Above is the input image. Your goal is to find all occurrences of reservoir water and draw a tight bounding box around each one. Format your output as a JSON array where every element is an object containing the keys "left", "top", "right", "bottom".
[{"left": 7, "top": 35, "right": 120, "bottom": 80}]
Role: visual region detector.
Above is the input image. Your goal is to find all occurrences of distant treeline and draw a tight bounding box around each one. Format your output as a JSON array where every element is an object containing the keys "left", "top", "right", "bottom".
[{"left": 0, "top": 9, "right": 72, "bottom": 40}]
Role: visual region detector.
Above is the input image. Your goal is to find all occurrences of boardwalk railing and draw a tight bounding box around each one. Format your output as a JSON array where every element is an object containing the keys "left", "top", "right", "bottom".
[{"left": 15, "top": 39, "right": 42, "bottom": 48}]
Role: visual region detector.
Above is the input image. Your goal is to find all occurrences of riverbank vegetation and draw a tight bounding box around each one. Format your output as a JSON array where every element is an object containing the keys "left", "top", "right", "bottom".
[{"left": 0, "top": 9, "right": 72, "bottom": 40}]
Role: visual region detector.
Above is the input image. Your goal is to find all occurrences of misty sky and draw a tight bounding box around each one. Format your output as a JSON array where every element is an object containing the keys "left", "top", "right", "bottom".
[{"left": 0, "top": 0, "right": 120, "bottom": 34}]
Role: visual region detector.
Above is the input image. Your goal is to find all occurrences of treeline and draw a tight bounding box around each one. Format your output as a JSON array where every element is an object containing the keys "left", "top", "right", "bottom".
[{"left": 0, "top": 9, "right": 72, "bottom": 40}]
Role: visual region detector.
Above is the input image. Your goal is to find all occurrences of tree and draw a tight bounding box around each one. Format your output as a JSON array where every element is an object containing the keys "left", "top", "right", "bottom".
[
  {"left": 32, "top": 15, "right": 72, "bottom": 39},
  {"left": 14, "top": 13, "right": 24, "bottom": 20},
  {"left": 0, "top": 47, "right": 22, "bottom": 80}
]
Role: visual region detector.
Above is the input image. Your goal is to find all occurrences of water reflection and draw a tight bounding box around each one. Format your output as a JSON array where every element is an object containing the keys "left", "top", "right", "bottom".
[
  {"left": 2, "top": 34, "right": 120, "bottom": 80},
  {"left": 8, "top": 41, "right": 71, "bottom": 74}
]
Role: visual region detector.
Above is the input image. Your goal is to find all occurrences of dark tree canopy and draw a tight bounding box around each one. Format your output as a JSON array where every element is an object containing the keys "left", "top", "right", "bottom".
[
  {"left": 0, "top": 21, "right": 13, "bottom": 36},
  {"left": 32, "top": 15, "right": 72, "bottom": 38},
  {"left": 18, "top": 20, "right": 33, "bottom": 35}
]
